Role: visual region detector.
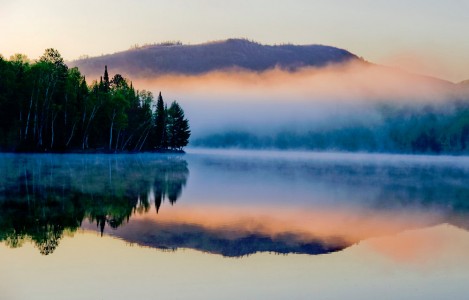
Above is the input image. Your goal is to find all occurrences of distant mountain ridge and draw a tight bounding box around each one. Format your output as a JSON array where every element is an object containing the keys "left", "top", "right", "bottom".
[{"left": 69, "top": 38, "right": 359, "bottom": 78}]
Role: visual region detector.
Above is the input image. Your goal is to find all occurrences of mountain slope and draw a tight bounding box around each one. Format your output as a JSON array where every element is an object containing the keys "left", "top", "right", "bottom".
[{"left": 69, "top": 39, "right": 359, "bottom": 78}]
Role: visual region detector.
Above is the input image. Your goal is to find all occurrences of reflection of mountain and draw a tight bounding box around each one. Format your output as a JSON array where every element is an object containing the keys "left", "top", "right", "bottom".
[
  {"left": 84, "top": 218, "right": 348, "bottom": 257},
  {"left": 0, "top": 154, "right": 188, "bottom": 255}
]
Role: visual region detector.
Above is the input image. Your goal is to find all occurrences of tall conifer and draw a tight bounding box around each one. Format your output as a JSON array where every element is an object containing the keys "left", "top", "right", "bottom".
[
  {"left": 154, "top": 92, "right": 166, "bottom": 148},
  {"left": 103, "top": 65, "right": 110, "bottom": 92},
  {"left": 166, "top": 101, "right": 190, "bottom": 150}
]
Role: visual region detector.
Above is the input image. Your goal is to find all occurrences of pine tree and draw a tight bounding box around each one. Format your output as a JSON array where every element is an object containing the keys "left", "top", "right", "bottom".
[
  {"left": 103, "top": 65, "right": 110, "bottom": 93},
  {"left": 166, "top": 101, "right": 190, "bottom": 150},
  {"left": 153, "top": 92, "right": 166, "bottom": 148},
  {"left": 162, "top": 103, "right": 168, "bottom": 149},
  {"left": 99, "top": 76, "right": 103, "bottom": 91}
]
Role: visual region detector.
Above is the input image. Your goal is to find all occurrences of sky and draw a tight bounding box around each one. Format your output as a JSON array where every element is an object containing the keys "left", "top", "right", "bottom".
[{"left": 1, "top": 0, "right": 469, "bottom": 82}]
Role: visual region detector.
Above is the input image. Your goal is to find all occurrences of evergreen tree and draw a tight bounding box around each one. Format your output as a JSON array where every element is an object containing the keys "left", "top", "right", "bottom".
[
  {"left": 153, "top": 92, "right": 166, "bottom": 148},
  {"left": 166, "top": 101, "right": 190, "bottom": 150},
  {"left": 103, "top": 65, "right": 110, "bottom": 93},
  {"left": 163, "top": 103, "right": 168, "bottom": 149}
]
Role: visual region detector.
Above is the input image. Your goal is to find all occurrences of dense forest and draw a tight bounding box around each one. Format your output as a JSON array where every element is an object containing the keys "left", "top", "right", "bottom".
[
  {"left": 193, "top": 102, "right": 469, "bottom": 154},
  {"left": 0, "top": 49, "right": 190, "bottom": 152}
]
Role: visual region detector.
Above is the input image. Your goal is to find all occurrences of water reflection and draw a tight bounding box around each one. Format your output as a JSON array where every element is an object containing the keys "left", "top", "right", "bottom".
[
  {"left": 187, "top": 150, "right": 469, "bottom": 213},
  {"left": 0, "top": 154, "right": 188, "bottom": 255},
  {"left": 1, "top": 151, "right": 469, "bottom": 257}
]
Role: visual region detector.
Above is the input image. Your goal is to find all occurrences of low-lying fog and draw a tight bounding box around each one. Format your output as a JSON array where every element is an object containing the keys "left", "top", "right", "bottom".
[{"left": 133, "top": 61, "right": 468, "bottom": 140}]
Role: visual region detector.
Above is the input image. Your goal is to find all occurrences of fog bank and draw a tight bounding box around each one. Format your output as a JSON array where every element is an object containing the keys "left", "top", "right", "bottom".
[{"left": 131, "top": 62, "right": 467, "bottom": 140}]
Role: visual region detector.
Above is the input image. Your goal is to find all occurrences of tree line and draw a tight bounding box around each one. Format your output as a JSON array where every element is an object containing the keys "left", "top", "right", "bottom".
[
  {"left": 193, "top": 102, "right": 469, "bottom": 154},
  {"left": 0, "top": 49, "right": 190, "bottom": 152}
]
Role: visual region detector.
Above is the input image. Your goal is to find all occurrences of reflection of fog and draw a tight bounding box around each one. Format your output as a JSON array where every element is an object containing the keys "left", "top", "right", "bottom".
[
  {"left": 2, "top": 151, "right": 469, "bottom": 257},
  {"left": 0, "top": 154, "right": 189, "bottom": 255},
  {"left": 186, "top": 150, "right": 469, "bottom": 213}
]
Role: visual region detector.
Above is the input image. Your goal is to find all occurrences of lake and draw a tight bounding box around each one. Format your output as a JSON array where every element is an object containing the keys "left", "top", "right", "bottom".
[{"left": 1, "top": 149, "right": 469, "bottom": 299}]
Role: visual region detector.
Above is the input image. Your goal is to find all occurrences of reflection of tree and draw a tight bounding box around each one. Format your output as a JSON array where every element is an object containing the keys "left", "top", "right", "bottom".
[
  {"left": 0, "top": 155, "right": 189, "bottom": 255},
  {"left": 34, "top": 224, "right": 63, "bottom": 255},
  {"left": 152, "top": 160, "right": 189, "bottom": 209},
  {"left": 0, "top": 191, "right": 85, "bottom": 255}
]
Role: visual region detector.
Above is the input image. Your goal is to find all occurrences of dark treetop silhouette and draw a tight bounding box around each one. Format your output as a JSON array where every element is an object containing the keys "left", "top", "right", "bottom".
[{"left": 0, "top": 49, "right": 190, "bottom": 152}]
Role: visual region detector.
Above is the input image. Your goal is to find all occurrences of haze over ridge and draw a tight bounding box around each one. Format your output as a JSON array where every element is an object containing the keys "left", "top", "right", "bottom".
[{"left": 69, "top": 38, "right": 359, "bottom": 79}]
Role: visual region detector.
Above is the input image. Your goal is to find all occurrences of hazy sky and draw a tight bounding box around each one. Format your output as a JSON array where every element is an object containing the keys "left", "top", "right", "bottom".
[{"left": 1, "top": 0, "right": 469, "bottom": 82}]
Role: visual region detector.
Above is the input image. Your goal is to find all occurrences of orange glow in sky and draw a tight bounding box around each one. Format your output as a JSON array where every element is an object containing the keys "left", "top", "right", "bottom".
[{"left": 1, "top": 0, "right": 469, "bottom": 81}]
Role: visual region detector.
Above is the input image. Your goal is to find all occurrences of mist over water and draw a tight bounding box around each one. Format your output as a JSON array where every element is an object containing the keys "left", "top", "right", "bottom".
[{"left": 132, "top": 61, "right": 468, "bottom": 141}]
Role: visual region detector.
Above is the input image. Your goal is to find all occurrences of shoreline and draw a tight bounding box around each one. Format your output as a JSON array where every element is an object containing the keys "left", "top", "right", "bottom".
[{"left": 1, "top": 148, "right": 185, "bottom": 155}]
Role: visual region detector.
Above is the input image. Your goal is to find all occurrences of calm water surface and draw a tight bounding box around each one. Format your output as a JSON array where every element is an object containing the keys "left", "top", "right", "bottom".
[{"left": 1, "top": 149, "right": 469, "bottom": 299}]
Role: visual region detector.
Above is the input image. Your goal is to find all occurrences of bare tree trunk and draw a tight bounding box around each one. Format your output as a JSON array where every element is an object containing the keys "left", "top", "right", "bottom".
[
  {"left": 121, "top": 119, "right": 152, "bottom": 151},
  {"left": 115, "top": 129, "right": 121, "bottom": 152},
  {"left": 81, "top": 108, "right": 86, "bottom": 149},
  {"left": 64, "top": 94, "right": 68, "bottom": 128},
  {"left": 109, "top": 109, "right": 116, "bottom": 150},
  {"left": 82, "top": 104, "right": 98, "bottom": 150},
  {"left": 25, "top": 90, "right": 35, "bottom": 139},
  {"left": 137, "top": 128, "right": 151, "bottom": 151},
  {"left": 50, "top": 111, "right": 58, "bottom": 149},
  {"left": 66, "top": 121, "right": 77, "bottom": 148},
  {"left": 39, "top": 77, "right": 56, "bottom": 148},
  {"left": 33, "top": 96, "right": 38, "bottom": 141},
  {"left": 38, "top": 82, "right": 51, "bottom": 146},
  {"left": 19, "top": 111, "right": 23, "bottom": 141},
  {"left": 133, "top": 128, "right": 147, "bottom": 152},
  {"left": 109, "top": 120, "right": 114, "bottom": 150},
  {"left": 134, "top": 125, "right": 152, "bottom": 152}
]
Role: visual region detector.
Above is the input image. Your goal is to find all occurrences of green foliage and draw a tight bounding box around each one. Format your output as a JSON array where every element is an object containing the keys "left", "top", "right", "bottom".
[
  {"left": 0, "top": 49, "right": 190, "bottom": 152},
  {"left": 149, "top": 93, "right": 191, "bottom": 151},
  {"left": 166, "top": 101, "right": 191, "bottom": 150},
  {"left": 153, "top": 92, "right": 166, "bottom": 149}
]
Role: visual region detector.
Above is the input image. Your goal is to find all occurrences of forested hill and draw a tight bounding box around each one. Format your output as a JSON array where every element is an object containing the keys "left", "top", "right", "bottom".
[{"left": 69, "top": 39, "right": 359, "bottom": 78}]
